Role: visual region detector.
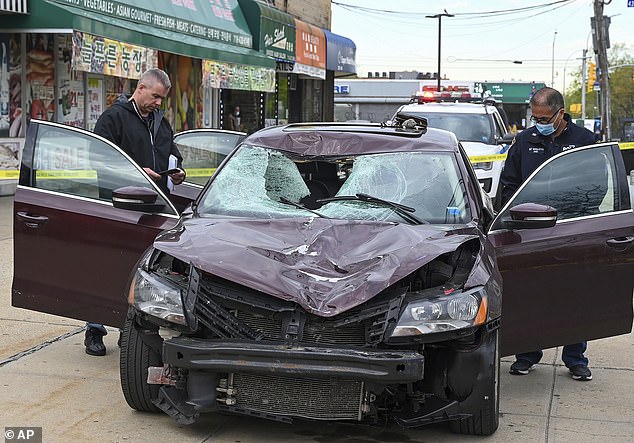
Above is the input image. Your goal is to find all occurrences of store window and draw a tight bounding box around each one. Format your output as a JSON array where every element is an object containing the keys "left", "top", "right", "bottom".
[{"left": 221, "top": 89, "right": 260, "bottom": 134}]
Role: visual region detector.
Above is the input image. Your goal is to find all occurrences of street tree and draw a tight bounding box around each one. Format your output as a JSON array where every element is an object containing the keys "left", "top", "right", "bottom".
[{"left": 565, "top": 43, "right": 634, "bottom": 139}]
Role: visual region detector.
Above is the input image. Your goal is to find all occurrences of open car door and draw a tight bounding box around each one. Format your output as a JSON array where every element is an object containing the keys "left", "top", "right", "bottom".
[
  {"left": 169, "top": 129, "right": 244, "bottom": 212},
  {"left": 12, "top": 121, "right": 186, "bottom": 328},
  {"left": 488, "top": 142, "right": 634, "bottom": 356}
]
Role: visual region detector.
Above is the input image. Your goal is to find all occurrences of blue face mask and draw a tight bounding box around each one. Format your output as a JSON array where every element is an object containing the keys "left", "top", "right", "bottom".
[{"left": 535, "top": 122, "right": 556, "bottom": 136}]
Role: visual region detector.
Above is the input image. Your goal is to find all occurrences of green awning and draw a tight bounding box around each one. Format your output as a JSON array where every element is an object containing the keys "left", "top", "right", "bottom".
[
  {"left": 241, "top": 0, "right": 296, "bottom": 62},
  {"left": 0, "top": 0, "right": 275, "bottom": 68}
]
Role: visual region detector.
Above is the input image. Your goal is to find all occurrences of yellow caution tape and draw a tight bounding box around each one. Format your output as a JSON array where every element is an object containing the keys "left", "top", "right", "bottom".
[
  {"left": 619, "top": 142, "right": 634, "bottom": 151},
  {"left": 0, "top": 169, "right": 19, "bottom": 179},
  {"left": 183, "top": 167, "right": 217, "bottom": 177},
  {"left": 468, "top": 154, "right": 508, "bottom": 163},
  {"left": 36, "top": 170, "right": 97, "bottom": 179}
]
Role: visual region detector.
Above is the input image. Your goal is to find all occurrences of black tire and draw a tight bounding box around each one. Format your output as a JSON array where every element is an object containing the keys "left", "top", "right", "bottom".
[
  {"left": 120, "top": 315, "right": 162, "bottom": 412},
  {"left": 449, "top": 329, "right": 500, "bottom": 436}
]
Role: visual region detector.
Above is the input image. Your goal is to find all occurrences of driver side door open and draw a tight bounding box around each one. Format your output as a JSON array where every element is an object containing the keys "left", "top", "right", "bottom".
[
  {"left": 12, "top": 121, "right": 181, "bottom": 327},
  {"left": 488, "top": 142, "right": 634, "bottom": 356}
]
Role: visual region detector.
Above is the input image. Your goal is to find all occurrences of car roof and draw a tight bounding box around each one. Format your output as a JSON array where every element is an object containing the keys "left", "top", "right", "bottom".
[
  {"left": 398, "top": 102, "right": 497, "bottom": 115},
  {"left": 242, "top": 123, "right": 460, "bottom": 156}
]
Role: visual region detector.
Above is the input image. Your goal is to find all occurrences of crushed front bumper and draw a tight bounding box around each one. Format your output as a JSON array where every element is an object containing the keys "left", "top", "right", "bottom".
[{"left": 162, "top": 337, "right": 424, "bottom": 383}]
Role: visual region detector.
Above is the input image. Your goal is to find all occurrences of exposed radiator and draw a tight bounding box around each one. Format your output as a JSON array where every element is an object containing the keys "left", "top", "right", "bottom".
[{"left": 225, "top": 373, "right": 364, "bottom": 421}]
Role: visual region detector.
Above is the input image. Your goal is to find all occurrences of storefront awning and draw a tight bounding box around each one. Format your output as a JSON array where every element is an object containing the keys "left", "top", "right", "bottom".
[
  {"left": 241, "top": 0, "right": 296, "bottom": 63},
  {"left": 0, "top": 0, "right": 275, "bottom": 68},
  {"left": 324, "top": 30, "right": 356, "bottom": 75}
]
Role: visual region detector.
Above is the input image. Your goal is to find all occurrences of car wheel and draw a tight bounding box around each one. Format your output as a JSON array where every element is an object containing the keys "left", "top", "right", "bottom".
[
  {"left": 449, "top": 328, "right": 500, "bottom": 436},
  {"left": 120, "top": 314, "right": 162, "bottom": 412}
]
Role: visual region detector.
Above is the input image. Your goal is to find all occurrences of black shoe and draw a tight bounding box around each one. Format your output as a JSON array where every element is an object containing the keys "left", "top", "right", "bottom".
[
  {"left": 84, "top": 329, "right": 106, "bottom": 356},
  {"left": 509, "top": 360, "right": 535, "bottom": 375},
  {"left": 569, "top": 364, "right": 592, "bottom": 381}
]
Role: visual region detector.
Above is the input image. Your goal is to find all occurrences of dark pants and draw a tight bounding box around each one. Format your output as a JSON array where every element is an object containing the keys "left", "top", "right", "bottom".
[{"left": 516, "top": 341, "right": 588, "bottom": 368}]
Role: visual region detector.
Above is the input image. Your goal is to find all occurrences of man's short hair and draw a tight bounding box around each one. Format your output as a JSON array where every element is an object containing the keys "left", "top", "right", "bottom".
[
  {"left": 140, "top": 68, "right": 172, "bottom": 90},
  {"left": 530, "top": 86, "right": 564, "bottom": 111}
]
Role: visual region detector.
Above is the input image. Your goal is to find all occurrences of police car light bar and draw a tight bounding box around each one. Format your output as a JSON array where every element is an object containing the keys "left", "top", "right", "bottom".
[{"left": 411, "top": 85, "right": 479, "bottom": 104}]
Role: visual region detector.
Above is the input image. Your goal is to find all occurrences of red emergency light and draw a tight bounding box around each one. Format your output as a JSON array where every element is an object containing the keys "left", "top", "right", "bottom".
[{"left": 413, "top": 85, "right": 473, "bottom": 103}]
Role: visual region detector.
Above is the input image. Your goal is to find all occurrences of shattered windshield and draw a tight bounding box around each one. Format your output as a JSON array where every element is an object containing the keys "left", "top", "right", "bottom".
[{"left": 197, "top": 145, "right": 470, "bottom": 224}]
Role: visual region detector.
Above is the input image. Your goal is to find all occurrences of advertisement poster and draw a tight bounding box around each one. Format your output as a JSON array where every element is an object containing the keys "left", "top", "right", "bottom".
[
  {"left": 56, "top": 34, "right": 84, "bottom": 128},
  {"left": 26, "top": 34, "right": 55, "bottom": 123},
  {"left": 8, "top": 34, "right": 23, "bottom": 137},
  {"left": 175, "top": 56, "right": 197, "bottom": 132},
  {"left": 0, "top": 34, "right": 10, "bottom": 135},
  {"left": 86, "top": 76, "right": 103, "bottom": 132}
]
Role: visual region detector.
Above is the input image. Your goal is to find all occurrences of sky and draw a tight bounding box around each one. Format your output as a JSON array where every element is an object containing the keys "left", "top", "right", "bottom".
[{"left": 330, "top": 0, "right": 633, "bottom": 92}]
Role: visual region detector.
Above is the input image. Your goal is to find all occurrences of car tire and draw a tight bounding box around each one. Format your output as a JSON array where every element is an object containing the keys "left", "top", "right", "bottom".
[
  {"left": 120, "top": 314, "right": 162, "bottom": 412},
  {"left": 449, "top": 328, "right": 500, "bottom": 436}
]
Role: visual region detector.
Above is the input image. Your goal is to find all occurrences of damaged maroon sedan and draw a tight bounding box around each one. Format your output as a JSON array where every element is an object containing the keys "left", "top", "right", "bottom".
[{"left": 13, "top": 119, "right": 634, "bottom": 436}]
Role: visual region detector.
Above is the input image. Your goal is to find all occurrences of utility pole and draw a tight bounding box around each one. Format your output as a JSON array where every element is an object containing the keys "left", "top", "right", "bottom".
[
  {"left": 581, "top": 49, "right": 588, "bottom": 119},
  {"left": 593, "top": 0, "right": 611, "bottom": 140},
  {"left": 426, "top": 10, "right": 454, "bottom": 92}
]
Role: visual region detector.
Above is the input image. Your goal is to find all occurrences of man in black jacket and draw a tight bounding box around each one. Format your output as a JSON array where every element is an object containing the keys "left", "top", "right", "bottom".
[
  {"left": 94, "top": 68, "right": 185, "bottom": 194},
  {"left": 83, "top": 68, "right": 185, "bottom": 356},
  {"left": 500, "top": 86, "right": 598, "bottom": 381}
]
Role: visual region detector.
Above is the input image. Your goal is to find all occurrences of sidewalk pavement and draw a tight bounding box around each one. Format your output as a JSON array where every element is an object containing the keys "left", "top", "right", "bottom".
[{"left": 1, "top": 194, "right": 632, "bottom": 442}]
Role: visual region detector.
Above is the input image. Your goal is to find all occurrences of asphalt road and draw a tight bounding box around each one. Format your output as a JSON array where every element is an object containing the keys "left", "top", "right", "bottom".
[{"left": 1, "top": 195, "right": 632, "bottom": 442}]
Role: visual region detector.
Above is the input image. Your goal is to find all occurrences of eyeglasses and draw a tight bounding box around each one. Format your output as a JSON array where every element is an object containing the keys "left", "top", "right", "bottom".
[{"left": 530, "top": 107, "right": 563, "bottom": 125}]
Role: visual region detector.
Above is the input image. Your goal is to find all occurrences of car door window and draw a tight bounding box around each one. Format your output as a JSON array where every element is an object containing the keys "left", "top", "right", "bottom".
[
  {"left": 174, "top": 131, "right": 243, "bottom": 185},
  {"left": 32, "top": 124, "right": 173, "bottom": 210},
  {"left": 494, "top": 144, "right": 622, "bottom": 227}
]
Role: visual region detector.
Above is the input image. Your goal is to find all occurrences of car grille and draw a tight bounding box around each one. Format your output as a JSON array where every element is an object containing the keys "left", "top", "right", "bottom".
[
  {"left": 193, "top": 271, "right": 401, "bottom": 347},
  {"left": 231, "top": 373, "right": 363, "bottom": 420},
  {"left": 235, "top": 310, "right": 367, "bottom": 346}
]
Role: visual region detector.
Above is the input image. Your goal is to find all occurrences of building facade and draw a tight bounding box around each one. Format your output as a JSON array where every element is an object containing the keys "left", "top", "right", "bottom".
[{"left": 0, "top": 0, "right": 356, "bottom": 194}]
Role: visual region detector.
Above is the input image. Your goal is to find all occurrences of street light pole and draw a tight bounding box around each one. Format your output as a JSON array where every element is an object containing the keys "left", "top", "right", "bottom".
[
  {"left": 551, "top": 30, "right": 557, "bottom": 87},
  {"left": 426, "top": 10, "right": 454, "bottom": 92}
]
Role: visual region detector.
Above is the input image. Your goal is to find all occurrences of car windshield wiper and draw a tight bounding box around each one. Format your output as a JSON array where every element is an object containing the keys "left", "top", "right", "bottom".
[
  {"left": 279, "top": 197, "right": 329, "bottom": 218},
  {"left": 316, "top": 193, "right": 427, "bottom": 225}
]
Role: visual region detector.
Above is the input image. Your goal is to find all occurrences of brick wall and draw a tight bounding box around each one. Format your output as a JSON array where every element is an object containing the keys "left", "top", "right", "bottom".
[{"left": 271, "top": 0, "right": 331, "bottom": 29}]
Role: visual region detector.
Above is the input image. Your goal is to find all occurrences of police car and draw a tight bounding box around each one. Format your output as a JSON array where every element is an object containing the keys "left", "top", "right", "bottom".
[{"left": 392, "top": 94, "right": 514, "bottom": 209}]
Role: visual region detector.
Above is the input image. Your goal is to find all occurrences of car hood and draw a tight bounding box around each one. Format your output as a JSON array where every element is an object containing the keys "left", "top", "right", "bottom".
[{"left": 154, "top": 217, "right": 485, "bottom": 317}]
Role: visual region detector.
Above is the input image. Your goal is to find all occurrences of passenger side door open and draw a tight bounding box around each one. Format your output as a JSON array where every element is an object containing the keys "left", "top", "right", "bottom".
[{"left": 488, "top": 142, "right": 634, "bottom": 356}]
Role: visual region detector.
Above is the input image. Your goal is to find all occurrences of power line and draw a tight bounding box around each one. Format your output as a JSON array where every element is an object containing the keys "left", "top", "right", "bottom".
[{"left": 331, "top": 0, "right": 576, "bottom": 19}]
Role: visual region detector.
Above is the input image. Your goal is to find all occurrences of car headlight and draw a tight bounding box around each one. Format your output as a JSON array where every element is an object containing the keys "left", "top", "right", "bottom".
[
  {"left": 390, "top": 286, "right": 487, "bottom": 337},
  {"left": 129, "top": 268, "right": 187, "bottom": 325},
  {"left": 472, "top": 161, "right": 493, "bottom": 171}
]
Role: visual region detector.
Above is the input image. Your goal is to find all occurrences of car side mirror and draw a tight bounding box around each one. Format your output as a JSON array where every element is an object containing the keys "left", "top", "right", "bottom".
[
  {"left": 112, "top": 186, "right": 165, "bottom": 213},
  {"left": 497, "top": 133, "right": 515, "bottom": 145},
  {"left": 499, "top": 202, "right": 557, "bottom": 230}
]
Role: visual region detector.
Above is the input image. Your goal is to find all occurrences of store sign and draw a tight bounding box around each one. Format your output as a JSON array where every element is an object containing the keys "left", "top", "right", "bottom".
[
  {"left": 325, "top": 31, "right": 356, "bottom": 74},
  {"left": 50, "top": 0, "right": 252, "bottom": 48},
  {"left": 293, "top": 20, "right": 326, "bottom": 79},
  {"left": 71, "top": 31, "right": 157, "bottom": 80},
  {"left": 262, "top": 20, "right": 295, "bottom": 62},
  {"left": 275, "top": 61, "right": 294, "bottom": 72},
  {"left": 334, "top": 85, "right": 349, "bottom": 94},
  {"left": 203, "top": 59, "right": 275, "bottom": 93}
]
